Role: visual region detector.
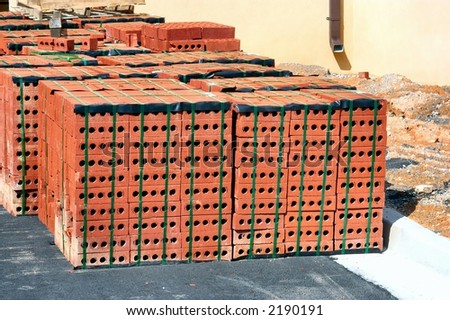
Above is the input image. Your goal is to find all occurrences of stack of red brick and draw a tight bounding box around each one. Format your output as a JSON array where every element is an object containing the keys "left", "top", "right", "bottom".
[
  {"left": 141, "top": 22, "right": 240, "bottom": 52},
  {"left": 0, "top": 12, "right": 387, "bottom": 268},
  {"left": 189, "top": 76, "right": 356, "bottom": 92},
  {"left": 222, "top": 90, "right": 387, "bottom": 256},
  {"left": 143, "top": 63, "right": 292, "bottom": 82},
  {"left": 0, "top": 66, "right": 160, "bottom": 218},
  {"left": 36, "top": 78, "right": 233, "bottom": 266},
  {"left": 307, "top": 90, "right": 386, "bottom": 251},
  {"left": 104, "top": 21, "right": 147, "bottom": 47},
  {"left": 97, "top": 51, "right": 275, "bottom": 68}
]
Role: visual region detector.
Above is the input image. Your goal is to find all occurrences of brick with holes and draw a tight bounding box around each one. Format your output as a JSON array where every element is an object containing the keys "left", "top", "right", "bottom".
[
  {"left": 180, "top": 213, "right": 232, "bottom": 232},
  {"left": 287, "top": 166, "right": 337, "bottom": 184},
  {"left": 334, "top": 237, "right": 383, "bottom": 252},
  {"left": 130, "top": 232, "right": 182, "bottom": 251},
  {"left": 336, "top": 192, "right": 385, "bottom": 210},
  {"left": 337, "top": 162, "right": 386, "bottom": 180},
  {"left": 129, "top": 201, "right": 182, "bottom": 219},
  {"left": 128, "top": 184, "right": 181, "bottom": 203},
  {"left": 337, "top": 146, "right": 386, "bottom": 165},
  {"left": 236, "top": 165, "right": 288, "bottom": 186},
  {"left": 234, "top": 197, "right": 287, "bottom": 215},
  {"left": 180, "top": 182, "right": 231, "bottom": 200},
  {"left": 182, "top": 246, "right": 233, "bottom": 262},
  {"left": 232, "top": 214, "right": 285, "bottom": 231},
  {"left": 233, "top": 243, "right": 285, "bottom": 260},
  {"left": 68, "top": 217, "right": 130, "bottom": 238},
  {"left": 340, "top": 132, "right": 387, "bottom": 149},
  {"left": 284, "top": 240, "right": 334, "bottom": 254},
  {"left": 336, "top": 177, "right": 385, "bottom": 196},
  {"left": 286, "top": 148, "right": 339, "bottom": 170},
  {"left": 69, "top": 201, "right": 130, "bottom": 223},
  {"left": 235, "top": 152, "right": 289, "bottom": 169},
  {"left": 234, "top": 183, "right": 287, "bottom": 201},
  {"left": 284, "top": 210, "right": 335, "bottom": 228},
  {"left": 180, "top": 197, "right": 233, "bottom": 216},
  {"left": 233, "top": 229, "right": 284, "bottom": 245},
  {"left": 287, "top": 179, "right": 336, "bottom": 198},
  {"left": 180, "top": 166, "right": 232, "bottom": 186},
  {"left": 286, "top": 195, "right": 337, "bottom": 213},
  {"left": 334, "top": 208, "right": 383, "bottom": 228},
  {"left": 181, "top": 227, "right": 232, "bottom": 248},
  {"left": 128, "top": 216, "right": 181, "bottom": 235},
  {"left": 284, "top": 225, "right": 334, "bottom": 243},
  {"left": 130, "top": 248, "right": 182, "bottom": 264},
  {"left": 334, "top": 221, "right": 383, "bottom": 241}
]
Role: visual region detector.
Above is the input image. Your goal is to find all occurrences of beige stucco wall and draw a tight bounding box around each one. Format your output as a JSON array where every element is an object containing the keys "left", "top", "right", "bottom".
[{"left": 138, "top": 0, "right": 450, "bottom": 85}]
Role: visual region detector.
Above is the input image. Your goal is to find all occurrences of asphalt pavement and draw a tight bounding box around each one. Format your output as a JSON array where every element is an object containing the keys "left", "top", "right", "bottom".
[{"left": 0, "top": 207, "right": 395, "bottom": 300}]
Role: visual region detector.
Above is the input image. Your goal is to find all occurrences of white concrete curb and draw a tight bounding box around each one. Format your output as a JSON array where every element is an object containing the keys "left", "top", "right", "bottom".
[
  {"left": 332, "top": 208, "right": 450, "bottom": 299},
  {"left": 383, "top": 207, "right": 450, "bottom": 276}
]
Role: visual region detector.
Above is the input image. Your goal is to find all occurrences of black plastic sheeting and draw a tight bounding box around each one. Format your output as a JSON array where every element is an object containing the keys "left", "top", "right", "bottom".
[
  {"left": 177, "top": 69, "right": 293, "bottom": 83},
  {"left": 0, "top": 21, "right": 78, "bottom": 31},
  {"left": 254, "top": 84, "right": 357, "bottom": 91},
  {"left": 73, "top": 101, "right": 232, "bottom": 115},
  {"left": 234, "top": 98, "right": 382, "bottom": 113},
  {"left": 73, "top": 48, "right": 151, "bottom": 57},
  {"left": 0, "top": 62, "right": 52, "bottom": 68},
  {"left": 78, "top": 16, "right": 165, "bottom": 27},
  {"left": 11, "top": 74, "right": 109, "bottom": 85}
]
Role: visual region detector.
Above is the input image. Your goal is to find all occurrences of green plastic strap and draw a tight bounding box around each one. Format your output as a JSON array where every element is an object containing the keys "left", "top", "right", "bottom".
[
  {"left": 295, "top": 105, "right": 309, "bottom": 256},
  {"left": 272, "top": 106, "right": 285, "bottom": 257},
  {"left": 341, "top": 101, "right": 354, "bottom": 253},
  {"left": 188, "top": 104, "right": 196, "bottom": 263},
  {"left": 60, "top": 98, "right": 66, "bottom": 254},
  {"left": 42, "top": 86, "right": 50, "bottom": 231},
  {"left": 109, "top": 105, "right": 117, "bottom": 267},
  {"left": 216, "top": 103, "right": 226, "bottom": 261},
  {"left": 136, "top": 105, "right": 145, "bottom": 266},
  {"left": 162, "top": 105, "right": 171, "bottom": 265},
  {"left": 114, "top": 48, "right": 122, "bottom": 56},
  {"left": 365, "top": 100, "right": 379, "bottom": 252},
  {"left": 18, "top": 80, "right": 26, "bottom": 216},
  {"left": 248, "top": 107, "right": 259, "bottom": 259},
  {"left": 316, "top": 104, "right": 333, "bottom": 256},
  {"left": 82, "top": 105, "right": 89, "bottom": 269}
]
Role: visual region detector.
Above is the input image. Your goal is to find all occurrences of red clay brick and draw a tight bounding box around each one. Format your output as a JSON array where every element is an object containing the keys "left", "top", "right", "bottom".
[
  {"left": 284, "top": 211, "right": 335, "bottom": 228},
  {"left": 130, "top": 248, "right": 182, "bottom": 263},
  {"left": 180, "top": 197, "right": 232, "bottom": 216},
  {"left": 287, "top": 195, "right": 337, "bottom": 212},
  {"left": 130, "top": 232, "right": 182, "bottom": 250},
  {"left": 182, "top": 246, "right": 232, "bottom": 261},
  {"left": 180, "top": 214, "right": 232, "bottom": 232},
  {"left": 232, "top": 214, "right": 285, "bottom": 231},
  {"left": 235, "top": 197, "right": 287, "bottom": 215},
  {"left": 336, "top": 192, "right": 385, "bottom": 210},
  {"left": 233, "top": 243, "right": 285, "bottom": 259},
  {"left": 128, "top": 216, "right": 181, "bottom": 235},
  {"left": 181, "top": 228, "right": 232, "bottom": 248},
  {"left": 284, "top": 225, "right": 333, "bottom": 243},
  {"left": 335, "top": 237, "right": 383, "bottom": 251},
  {"left": 204, "top": 38, "right": 240, "bottom": 52},
  {"left": 334, "top": 208, "right": 383, "bottom": 227},
  {"left": 233, "top": 229, "right": 284, "bottom": 245},
  {"left": 284, "top": 240, "right": 334, "bottom": 254},
  {"left": 129, "top": 201, "right": 182, "bottom": 219}
]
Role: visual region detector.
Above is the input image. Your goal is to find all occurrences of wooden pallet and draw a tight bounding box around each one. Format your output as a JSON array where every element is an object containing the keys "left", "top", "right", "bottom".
[{"left": 14, "top": 1, "right": 142, "bottom": 21}]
